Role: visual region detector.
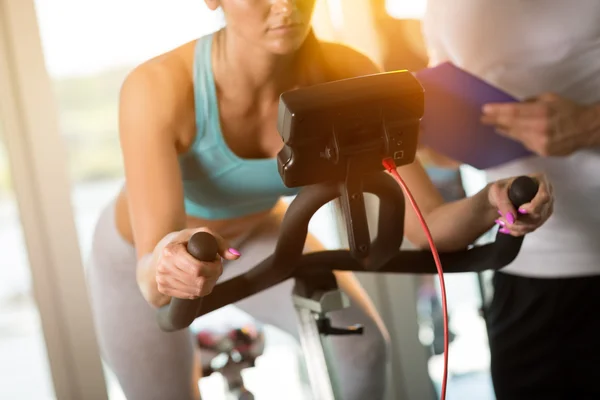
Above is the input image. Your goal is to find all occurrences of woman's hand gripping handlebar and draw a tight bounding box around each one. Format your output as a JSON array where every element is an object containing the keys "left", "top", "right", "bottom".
[
  {"left": 156, "top": 232, "right": 222, "bottom": 332},
  {"left": 156, "top": 174, "right": 541, "bottom": 332}
]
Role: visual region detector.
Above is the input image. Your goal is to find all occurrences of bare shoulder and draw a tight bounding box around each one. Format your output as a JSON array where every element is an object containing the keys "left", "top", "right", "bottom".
[
  {"left": 319, "top": 41, "right": 381, "bottom": 79},
  {"left": 119, "top": 40, "right": 196, "bottom": 136}
]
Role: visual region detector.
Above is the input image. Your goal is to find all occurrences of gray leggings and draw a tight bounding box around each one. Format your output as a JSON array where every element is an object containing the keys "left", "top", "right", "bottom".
[{"left": 87, "top": 201, "right": 390, "bottom": 400}]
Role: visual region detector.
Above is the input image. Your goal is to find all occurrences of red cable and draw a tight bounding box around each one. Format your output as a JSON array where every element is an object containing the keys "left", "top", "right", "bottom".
[{"left": 382, "top": 157, "right": 449, "bottom": 400}]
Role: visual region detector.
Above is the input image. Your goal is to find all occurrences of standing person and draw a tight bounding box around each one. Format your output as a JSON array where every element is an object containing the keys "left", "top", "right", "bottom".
[{"left": 422, "top": 1, "right": 600, "bottom": 399}]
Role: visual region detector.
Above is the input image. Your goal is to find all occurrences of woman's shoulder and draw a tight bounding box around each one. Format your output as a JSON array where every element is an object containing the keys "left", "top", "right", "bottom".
[
  {"left": 118, "top": 38, "right": 203, "bottom": 150},
  {"left": 124, "top": 39, "right": 197, "bottom": 96},
  {"left": 119, "top": 39, "right": 200, "bottom": 123},
  {"left": 319, "top": 41, "right": 381, "bottom": 79}
]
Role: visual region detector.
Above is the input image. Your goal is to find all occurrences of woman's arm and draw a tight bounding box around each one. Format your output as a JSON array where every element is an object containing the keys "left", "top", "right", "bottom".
[
  {"left": 119, "top": 62, "right": 188, "bottom": 306},
  {"left": 120, "top": 62, "right": 238, "bottom": 308},
  {"left": 120, "top": 59, "right": 216, "bottom": 307},
  {"left": 399, "top": 160, "right": 554, "bottom": 251},
  {"left": 395, "top": 161, "right": 497, "bottom": 251}
]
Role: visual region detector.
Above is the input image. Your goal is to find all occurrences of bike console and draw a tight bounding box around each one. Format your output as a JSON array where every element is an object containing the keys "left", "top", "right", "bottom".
[{"left": 277, "top": 70, "right": 424, "bottom": 187}]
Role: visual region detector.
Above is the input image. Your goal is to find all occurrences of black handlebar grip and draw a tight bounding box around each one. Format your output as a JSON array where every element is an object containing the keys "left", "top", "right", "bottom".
[
  {"left": 187, "top": 231, "right": 220, "bottom": 261},
  {"left": 157, "top": 231, "right": 219, "bottom": 332},
  {"left": 492, "top": 175, "right": 539, "bottom": 267},
  {"left": 508, "top": 175, "right": 540, "bottom": 208}
]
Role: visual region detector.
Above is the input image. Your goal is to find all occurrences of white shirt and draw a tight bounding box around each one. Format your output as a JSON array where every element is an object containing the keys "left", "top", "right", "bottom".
[{"left": 423, "top": 0, "right": 600, "bottom": 277}]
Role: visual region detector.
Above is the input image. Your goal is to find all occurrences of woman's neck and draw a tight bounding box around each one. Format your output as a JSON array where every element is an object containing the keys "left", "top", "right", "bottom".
[{"left": 212, "top": 28, "right": 306, "bottom": 104}]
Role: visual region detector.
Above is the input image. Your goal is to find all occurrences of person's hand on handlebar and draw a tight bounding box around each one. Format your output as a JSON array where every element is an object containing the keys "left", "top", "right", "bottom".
[
  {"left": 156, "top": 229, "right": 241, "bottom": 300},
  {"left": 488, "top": 173, "right": 554, "bottom": 236}
]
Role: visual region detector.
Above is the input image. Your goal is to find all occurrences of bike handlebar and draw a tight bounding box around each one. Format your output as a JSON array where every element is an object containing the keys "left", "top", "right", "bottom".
[
  {"left": 156, "top": 231, "right": 220, "bottom": 332},
  {"left": 157, "top": 174, "right": 539, "bottom": 332}
]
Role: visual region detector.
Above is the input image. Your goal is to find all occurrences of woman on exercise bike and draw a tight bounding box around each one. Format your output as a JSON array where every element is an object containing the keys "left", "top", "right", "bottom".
[{"left": 87, "top": 1, "right": 555, "bottom": 399}]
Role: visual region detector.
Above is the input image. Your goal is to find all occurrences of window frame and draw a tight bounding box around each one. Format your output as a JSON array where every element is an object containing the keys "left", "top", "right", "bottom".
[{"left": 0, "top": 1, "right": 108, "bottom": 398}]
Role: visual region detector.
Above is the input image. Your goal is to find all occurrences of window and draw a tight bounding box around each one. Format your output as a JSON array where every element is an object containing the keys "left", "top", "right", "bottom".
[{"left": 0, "top": 127, "right": 55, "bottom": 400}]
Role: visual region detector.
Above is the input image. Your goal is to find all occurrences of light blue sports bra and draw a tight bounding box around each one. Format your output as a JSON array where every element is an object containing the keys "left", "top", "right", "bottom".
[{"left": 178, "top": 33, "right": 300, "bottom": 220}]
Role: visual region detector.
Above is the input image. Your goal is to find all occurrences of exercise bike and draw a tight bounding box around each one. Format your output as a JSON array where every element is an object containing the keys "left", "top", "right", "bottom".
[{"left": 156, "top": 71, "right": 539, "bottom": 400}]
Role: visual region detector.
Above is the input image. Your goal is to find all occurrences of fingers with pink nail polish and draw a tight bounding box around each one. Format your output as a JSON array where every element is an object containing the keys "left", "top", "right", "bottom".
[
  {"left": 499, "top": 227, "right": 511, "bottom": 234},
  {"left": 506, "top": 212, "right": 515, "bottom": 224},
  {"left": 227, "top": 248, "right": 241, "bottom": 257},
  {"left": 498, "top": 210, "right": 516, "bottom": 225}
]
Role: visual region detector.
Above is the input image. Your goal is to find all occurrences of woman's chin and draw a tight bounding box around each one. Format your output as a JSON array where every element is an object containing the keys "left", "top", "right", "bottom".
[{"left": 264, "top": 30, "right": 310, "bottom": 55}]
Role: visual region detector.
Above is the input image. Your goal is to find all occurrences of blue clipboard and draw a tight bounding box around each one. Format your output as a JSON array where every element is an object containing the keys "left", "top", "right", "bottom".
[{"left": 415, "top": 62, "right": 532, "bottom": 169}]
